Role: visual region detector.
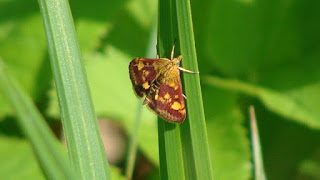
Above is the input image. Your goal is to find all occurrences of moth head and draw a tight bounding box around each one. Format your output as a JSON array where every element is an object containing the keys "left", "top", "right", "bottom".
[{"left": 172, "top": 55, "right": 182, "bottom": 65}]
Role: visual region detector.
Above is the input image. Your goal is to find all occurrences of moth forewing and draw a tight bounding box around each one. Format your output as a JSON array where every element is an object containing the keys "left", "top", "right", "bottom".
[{"left": 129, "top": 53, "right": 196, "bottom": 123}]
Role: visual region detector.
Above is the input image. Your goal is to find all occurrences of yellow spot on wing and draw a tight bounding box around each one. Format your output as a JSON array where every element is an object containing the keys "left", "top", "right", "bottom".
[
  {"left": 145, "top": 71, "right": 150, "bottom": 76},
  {"left": 159, "top": 97, "right": 165, "bottom": 103},
  {"left": 169, "top": 82, "right": 175, "bottom": 87},
  {"left": 179, "top": 109, "right": 186, "bottom": 115},
  {"left": 164, "top": 93, "right": 170, "bottom": 99},
  {"left": 171, "top": 102, "right": 182, "bottom": 110},
  {"left": 174, "top": 95, "right": 179, "bottom": 99},
  {"left": 138, "top": 61, "right": 144, "bottom": 70},
  {"left": 142, "top": 82, "right": 150, "bottom": 89},
  {"left": 168, "top": 82, "right": 178, "bottom": 90},
  {"left": 155, "top": 94, "right": 159, "bottom": 100}
]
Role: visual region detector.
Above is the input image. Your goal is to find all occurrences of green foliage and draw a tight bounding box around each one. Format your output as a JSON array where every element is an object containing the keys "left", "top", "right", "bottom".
[
  {"left": 204, "top": 76, "right": 320, "bottom": 128},
  {"left": 0, "top": 137, "right": 44, "bottom": 180},
  {"left": 1, "top": 0, "right": 320, "bottom": 179},
  {"left": 203, "top": 86, "right": 251, "bottom": 180},
  {"left": 37, "top": 0, "right": 111, "bottom": 178},
  {"left": 157, "top": 0, "right": 185, "bottom": 179},
  {"left": 0, "top": 13, "right": 51, "bottom": 118},
  {"left": 157, "top": 0, "right": 213, "bottom": 179},
  {"left": 0, "top": 61, "right": 77, "bottom": 179}
]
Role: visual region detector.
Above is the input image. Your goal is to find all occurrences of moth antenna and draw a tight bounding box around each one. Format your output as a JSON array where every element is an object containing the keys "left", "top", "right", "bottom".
[
  {"left": 183, "top": 94, "right": 187, "bottom": 99},
  {"left": 178, "top": 67, "right": 199, "bottom": 74},
  {"left": 171, "top": 45, "right": 175, "bottom": 60},
  {"left": 142, "top": 98, "right": 150, "bottom": 105},
  {"left": 133, "top": 64, "right": 156, "bottom": 67},
  {"left": 156, "top": 43, "right": 159, "bottom": 58}
]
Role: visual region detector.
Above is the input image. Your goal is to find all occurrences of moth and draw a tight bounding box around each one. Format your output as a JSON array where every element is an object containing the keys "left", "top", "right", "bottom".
[{"left": 129, "top": 47, "right": 198, "bottom": 123}]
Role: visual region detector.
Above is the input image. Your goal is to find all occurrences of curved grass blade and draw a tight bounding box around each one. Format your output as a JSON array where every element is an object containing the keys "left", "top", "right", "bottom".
[
  {"left": 0, "top": 60, "right": 77, "bottom": 180},
  {"left": 249, "top": 106, "right": 267, "bottom": 180},
  {"left": 37, "top": 0, "right": 110, "bottom": 179}
]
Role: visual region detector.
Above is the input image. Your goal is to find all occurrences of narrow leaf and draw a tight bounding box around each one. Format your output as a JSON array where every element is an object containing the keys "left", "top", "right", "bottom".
[
  {"left": 175, "top": 0, "right": 214, "bottom": 179},
  {"left": 125, "top": 99, "right": 143, "bottom": 180},
  {"left": 157, "top": 0, "right": 214, "bottom": 179},
  {"left": 0, "top": 60, "right": 77, "bottom": 180},
  {"left": 249, "top": 106, "right": 267, "bottom": 180},
  {"left": 37, "top": 0, "right": 110, "bottom": 179},
  {"left": 157, "top": 0, "right": 185, "bottom": 179}
]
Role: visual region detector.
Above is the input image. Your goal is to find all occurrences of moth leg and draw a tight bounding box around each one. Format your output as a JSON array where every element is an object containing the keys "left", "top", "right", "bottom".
[
  {"left": 171, "top": 45, "right": 175, "bottom": 60},
  {"left": 142, "top": 97, "right": 150, "bottom": 105},
  {"left": 183, "top": 94, "right": 187, "bottom": 99},
  {"left": 178, "top": 67, "right": 199, "bottom": 74},
  {"left": 143, "top": 80, "right": 160, "bottom": 105}
]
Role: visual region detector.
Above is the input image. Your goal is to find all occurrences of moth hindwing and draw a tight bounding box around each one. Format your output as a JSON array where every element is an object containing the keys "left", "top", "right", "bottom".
[{"left": 129, "top": 55, "right": 188, "bottom": 123}]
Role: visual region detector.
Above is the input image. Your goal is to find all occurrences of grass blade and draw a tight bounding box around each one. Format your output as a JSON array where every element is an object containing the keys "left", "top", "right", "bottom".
[
  {"left": 0, "top": 60, "right": 77, "bottom": 180},
  {"left": 157, "top": 0, "right": 214, "bottom": 179},
  {"left": 37, "top": 0, "right": 110, "bottom": 179},
  {"left": 125, "top": 99, "right": 143, "bottom": 180},
  {"left": 157, "top": 0, "right": 185, "bottom": 179},
  {"left": 249, "top": 106, "right": 267, "bottom": 180},
  {"left": 175, "top": 0, "right": 214, "bottom": 179},
  {"left": 125, "top": 30, "right": 158, "bottom": 179}
]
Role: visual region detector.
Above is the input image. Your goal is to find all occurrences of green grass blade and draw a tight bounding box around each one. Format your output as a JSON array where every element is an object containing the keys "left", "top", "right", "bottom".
[
  {"left": 249, "top": 106, "right": 267, "bottom": 180},
  {"left": 125, "top": 31, "right": 158, "bottom": 179},
  {"left": 125, "top": 99, "right": 143, "bottom": 180},
  {"left": 0, "top": 60, "right": 77, "bottom": 180},
  {"left": 157, "top": 0, "right": 185, "bottom": 179},
  {"left": 175, "top": 0, "right": 214, "bottom": 179},
  {"left": 37, "top": 0, "right": 110, "bottom": 179},
  {"left": 157, "top": 0, "right": 213, "bottom": 179}
]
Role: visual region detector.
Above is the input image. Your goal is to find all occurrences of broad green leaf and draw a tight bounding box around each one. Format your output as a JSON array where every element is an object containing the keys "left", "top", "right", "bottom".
[
  {"left": 203, "top": 86, "right": 251, "bottom": 180},
  {"left": 192, "top": 0, "right": 320, "bottom": 77},
  {"left": 296, "top": 149, "right": 320, "bottom": 180},
  {"left": 126, "top": 0, "right": 157, "bottom": 29},
  {"left": 76, "top": 20, "right": 111, "bottom": 55},
  {"left": 204, "top": 76, "right": 320, "bottom": 129},
  {"left": 256, "top": 109, "right": 320, "bottom": 180},
  {"left": 110, "top": 165, "right": 126, "bottom": 180},
  {"left": 106, "top": 0, "right": 157, "bottom": 57},
  {"left": 72, "top": 0, "right": 128, "bottom": 54}
]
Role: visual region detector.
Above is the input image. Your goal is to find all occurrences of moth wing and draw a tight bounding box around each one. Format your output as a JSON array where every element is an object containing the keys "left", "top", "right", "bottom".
[
  {"left": 145, "top": 68, "right": 186, "bottom": 123},
  {"left": 129, "top": 58, "right": 170, "bottom": 97}
]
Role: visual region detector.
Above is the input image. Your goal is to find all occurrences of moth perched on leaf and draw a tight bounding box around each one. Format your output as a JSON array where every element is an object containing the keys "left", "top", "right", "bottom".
[{"left": 129, "top": 47, "right": 198, "bottom": 123}]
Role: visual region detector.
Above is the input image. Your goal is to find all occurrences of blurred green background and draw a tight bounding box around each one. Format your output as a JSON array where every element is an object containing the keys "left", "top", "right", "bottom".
[{"left": 1, "top": 0, "right": 320, "bottom": 179}]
